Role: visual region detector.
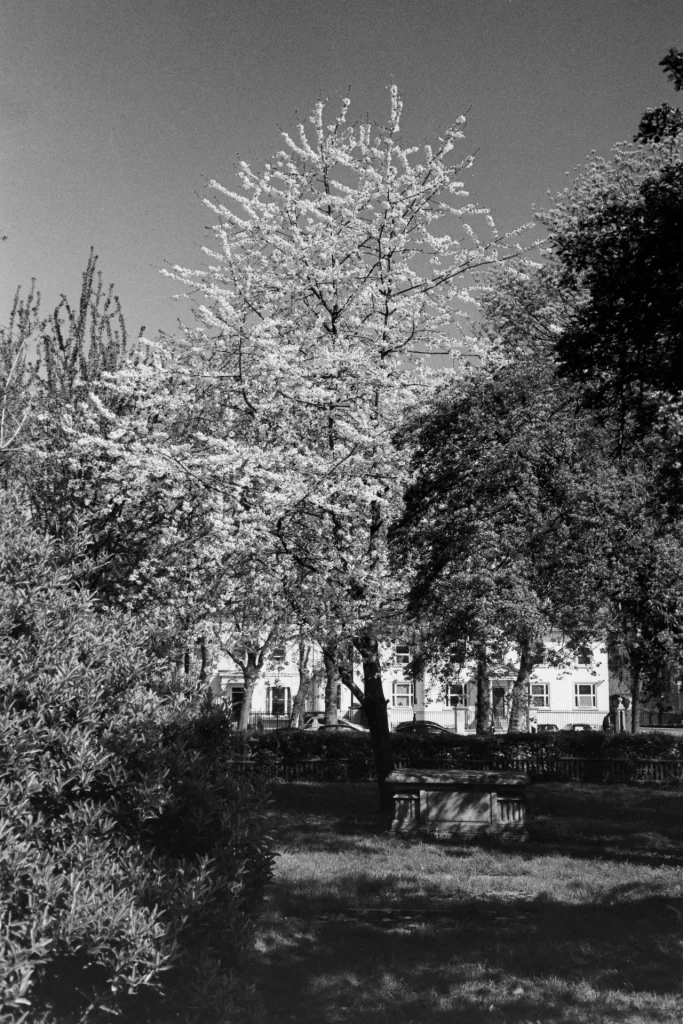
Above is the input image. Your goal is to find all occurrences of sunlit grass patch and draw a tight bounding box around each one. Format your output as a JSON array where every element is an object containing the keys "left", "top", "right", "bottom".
[{"left": 250, "top": 782, "right": 683, "bottom": 1023}]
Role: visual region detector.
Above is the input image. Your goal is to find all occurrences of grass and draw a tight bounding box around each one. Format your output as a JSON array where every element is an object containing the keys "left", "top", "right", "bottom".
[{"left": 247, "top": 782, "right": 683, "bottom": 1024}]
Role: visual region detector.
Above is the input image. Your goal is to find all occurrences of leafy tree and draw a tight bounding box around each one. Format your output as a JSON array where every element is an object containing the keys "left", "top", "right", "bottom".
[
  {"left": 548, "top": 148, "right": 683, "bottom": 448},
  {"left": 162, "top": 89, "right": 522, "bottom": 797},
  {"left": 661, "top": 46, "right": 683, "bottom": 91},
  {"left": 209, "top": 562, "right": 298, "bottom": 730},
  {"left": 0, "top": 256, "right": 250, "bottom": 694},
  {"left": 526, "top": 126, "right": 683, "bottom": 717},
  {"left": 391, "top": 347, "right": 599, "bottom": 732},
  {"left": 635, "top": 47, "right": 683, "bottom": 142},
  {"left": 395, "top": 229, "right": 683, "bottom": 731}
]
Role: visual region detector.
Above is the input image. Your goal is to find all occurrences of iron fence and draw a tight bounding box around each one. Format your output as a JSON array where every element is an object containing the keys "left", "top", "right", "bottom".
[
  {"left": 226, "top": 753, "right": 683, "bottom": 784},
  {"left": 639, "top": 710, "right": 683, "bottom": 729}
]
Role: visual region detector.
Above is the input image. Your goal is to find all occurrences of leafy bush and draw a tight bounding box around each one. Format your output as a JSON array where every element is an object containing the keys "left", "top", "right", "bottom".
[
  {"left": 0, "top": 492, "right": 274, "bottom": 1023},
  {"left": 240, "top": 726, "right": 683, "bottom": 767}
]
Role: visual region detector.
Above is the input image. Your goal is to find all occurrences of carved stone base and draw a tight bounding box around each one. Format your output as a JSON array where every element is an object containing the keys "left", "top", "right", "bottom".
[{"left": 387, "top": 769, "right": 528, "bottom": 842}]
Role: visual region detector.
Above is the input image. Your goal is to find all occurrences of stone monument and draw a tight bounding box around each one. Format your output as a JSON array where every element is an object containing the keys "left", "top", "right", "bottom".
[{"left": 387, "top": 768, "right": 528, "bottom": 840}]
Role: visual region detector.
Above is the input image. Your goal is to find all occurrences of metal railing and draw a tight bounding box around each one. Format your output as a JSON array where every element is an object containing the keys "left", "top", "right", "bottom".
[
  {"left": 639, "top": 710, "right": 683, "bottom": 729},
  {"left": 227, "top": 753, "right": 683, "bottom": 784}
]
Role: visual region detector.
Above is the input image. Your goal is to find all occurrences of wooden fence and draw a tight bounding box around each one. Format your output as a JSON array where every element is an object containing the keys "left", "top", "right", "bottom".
[{"left": 226, "top": 754, "right": 683, "bottom": 784}]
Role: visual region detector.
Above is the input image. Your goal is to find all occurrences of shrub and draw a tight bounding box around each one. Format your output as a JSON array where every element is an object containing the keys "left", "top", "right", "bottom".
[
  {"left": 239, "top": 726, "right": 683, "bottom": 770},
  {"left": 0, "top": 493, "right": 275, "bottom": 1023}
]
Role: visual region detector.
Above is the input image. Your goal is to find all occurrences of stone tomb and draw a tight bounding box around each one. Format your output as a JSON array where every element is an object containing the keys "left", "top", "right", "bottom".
[{"left": 387, "top": 769, "right": 528, "bottom": 840}]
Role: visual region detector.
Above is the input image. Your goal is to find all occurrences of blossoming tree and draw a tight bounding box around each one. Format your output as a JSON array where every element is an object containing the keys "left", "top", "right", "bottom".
[
  {"left": 162, "top": 89, "right": 526, "bottom": 782},
  {"left": 162, "top": 89, "right": 524, "bottom": 792}
]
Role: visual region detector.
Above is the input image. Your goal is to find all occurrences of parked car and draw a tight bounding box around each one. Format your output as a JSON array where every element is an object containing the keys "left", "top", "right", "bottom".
[
  {"left": 563, "top": 723, "right": 593, "bottom": 732},
  {"left": 536, "top": 723, "right": 559, "bottom": 733},
  {"left": 394, "top": 720, "right": 453, "bottom": 735},
  {"left": 318, "top": 719, "right": 369, "bottom": 733}
]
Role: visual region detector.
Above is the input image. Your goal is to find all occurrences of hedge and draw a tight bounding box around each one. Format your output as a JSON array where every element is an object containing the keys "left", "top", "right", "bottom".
[{"left": 235, "top": 726, "right": 683, "bottom": 766}]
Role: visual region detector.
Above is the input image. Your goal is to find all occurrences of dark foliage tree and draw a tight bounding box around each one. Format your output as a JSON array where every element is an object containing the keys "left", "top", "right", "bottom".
[
  {"left": 635, "top": 47, "right": 683, "bottom": 143},
  {"left": 553, "top": 160, "right": 683, "bottom": 442},
  {"left": 391, "top": 349, "right": 604, "bottom": 733},
  {"left": 394, "top": 239, "right": 683, "bottom": 731}
]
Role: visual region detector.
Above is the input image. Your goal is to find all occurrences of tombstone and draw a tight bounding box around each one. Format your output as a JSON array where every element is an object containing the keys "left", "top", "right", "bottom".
[{"left": 387, "top": 768, "right": 528, "bottom": 841}]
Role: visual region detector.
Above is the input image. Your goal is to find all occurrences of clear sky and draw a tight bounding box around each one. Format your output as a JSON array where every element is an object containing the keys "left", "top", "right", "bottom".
[{"left": 1, "top": 0, "right": 681, "bottom": 338}]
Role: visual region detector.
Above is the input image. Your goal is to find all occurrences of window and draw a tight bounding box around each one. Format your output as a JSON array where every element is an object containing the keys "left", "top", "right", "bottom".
[
  {"left": 530, "top": 683, "right": 549, "bottom": 708},
  {"left": 268, "top": 686, "right": 290, "bottom": 716},
  {"left": 394, "top": 643, "right": 411, "bottom": 666},
  {"left": 577, "top": 648, "right": 592, "bottom": 666},
  {"left": 575, "top": 683, "right": 596, "bottom": 708},
  {"left": 271, "top": 646, "right": 286, "bottom": 664},
  {"left": 446, "top": 682, "right": 466, "bottom": 707},
  {"left": 392, "top": 680, "right": 414, "bottom": 707}
]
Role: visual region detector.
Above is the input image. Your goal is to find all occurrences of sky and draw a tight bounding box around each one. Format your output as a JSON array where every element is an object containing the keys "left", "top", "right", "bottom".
[{"left": 1, "top": 0, "right": 681, "bottom": 339}]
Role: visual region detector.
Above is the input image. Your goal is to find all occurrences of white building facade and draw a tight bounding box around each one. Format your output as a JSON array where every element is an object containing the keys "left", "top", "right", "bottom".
[{"left": 210, "top": 636, "right": 610, "bottom": 732}]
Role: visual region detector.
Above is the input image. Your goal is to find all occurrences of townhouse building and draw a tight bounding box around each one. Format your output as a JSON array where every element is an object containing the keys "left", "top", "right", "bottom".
[{"left": 209, "top": 635, "right": 610, "bottom": 732}]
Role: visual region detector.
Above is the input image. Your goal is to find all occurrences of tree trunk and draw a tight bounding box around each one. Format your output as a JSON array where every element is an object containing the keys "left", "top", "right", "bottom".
[
  {"left": 197, "top": 636, "right": 208, "bottom": 687},
  {"left": 322, "top": 644, "right": 339, "bottom": 727},
  {"left": 410, "top": 648, "right": 427, "bottom": 721},
  {"left": 631, "top": 653, "right": 642, "bottom": 734},
  {"left": 237, "top": 652, "right": 261, "bottom": 732},
  {"left": 291, "top": 640, "right": 313, "bottom": 729},
  {"left": 475, "top": 642, "right": 494, "bottom": 735},
  {"left": 335, "top": 641, "right": 356, "bottom": 695},
  {"left": 508, "top": 638, "right": 533, "bottom": 733},
  {"left": 354, "top": 632, "right": 393, "bottom": 809}
]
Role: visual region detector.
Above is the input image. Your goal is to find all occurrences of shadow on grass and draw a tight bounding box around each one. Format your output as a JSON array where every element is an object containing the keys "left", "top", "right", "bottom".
[
  {"left": 268, "top": 780, "right": 683, "bottom": 867},
  {"left": 255, "top": 882, "right": 683, "bottom": 1024},
  {"left": 253, "top": 782, "right": 683, "bottom": 1023}
]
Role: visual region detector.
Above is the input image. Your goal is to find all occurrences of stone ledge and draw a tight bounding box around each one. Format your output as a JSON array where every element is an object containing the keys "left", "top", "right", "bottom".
[{"left": 386, "top": 769, "right": 528, "bottom": 788}]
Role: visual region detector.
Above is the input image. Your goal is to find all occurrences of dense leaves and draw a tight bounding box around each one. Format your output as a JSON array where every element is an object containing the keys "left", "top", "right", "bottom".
[
  {"left": 235, "top": 726, "right": 683, "bottom": 768},
  {"left": 635, "top": 47, "right": 683, "bottom": 142},
  {"left": 0, "top": 487, "right": 274, "bottom": 1020},
  {"left": 553, "top": 159, "right": 683, "bottom": 437},
  {"left": 391, "top": 131, "right": 683, "bottom": 724}
]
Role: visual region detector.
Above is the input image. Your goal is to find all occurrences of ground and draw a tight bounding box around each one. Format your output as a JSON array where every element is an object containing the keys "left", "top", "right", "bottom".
[{"left": 249, "top": 781, "right": 683, "bottom": 1024}]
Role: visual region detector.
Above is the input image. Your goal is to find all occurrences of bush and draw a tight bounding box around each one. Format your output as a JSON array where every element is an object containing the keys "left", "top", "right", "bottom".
[
  {"left": 239, "top": 726, "right": 683, "bottom": 769},
  {"left": 0, "top": 493, "right": 275, "bottom": 1023}
]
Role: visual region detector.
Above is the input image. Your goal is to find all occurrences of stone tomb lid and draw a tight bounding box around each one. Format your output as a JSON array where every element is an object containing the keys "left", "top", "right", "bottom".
[{"left": 386, "top": 769, "right": 528, "bottom": 787}]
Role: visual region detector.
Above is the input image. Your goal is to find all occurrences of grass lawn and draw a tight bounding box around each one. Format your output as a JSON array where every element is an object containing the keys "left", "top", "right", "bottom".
[{"left": 248, "top": 781, "right": 683, "bottom": 1024}]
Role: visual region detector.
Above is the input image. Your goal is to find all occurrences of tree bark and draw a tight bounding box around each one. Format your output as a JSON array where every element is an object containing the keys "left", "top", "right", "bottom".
[
  {"left": 410, "top": 648, "right": 427, "bottom": 721},
  {"left": 508, "top": 638, "right": 533, "bottom": 733},
  {"left": 630, "top": 651, "right": 642, "bottom": 734},
  {"left": 197, "top": 636, "right": 208, "bottom": 687},
  {"left": 291, "top": 640, "right": 313, "bottom": 729},
  {"left": 335, "top": 641, "right": 357, "bottom": 697},
  {"left": 322, "top": 644, "right": 340, "bottom": 727},
  {"left": 354, "top": 632, "right": 393, "bottom": 809},
  {"left": 237, "top": 651, "right": 262, "bottom": 732},
  {"left": 475, "top": 642, "right": 494, "bottom": 735}
]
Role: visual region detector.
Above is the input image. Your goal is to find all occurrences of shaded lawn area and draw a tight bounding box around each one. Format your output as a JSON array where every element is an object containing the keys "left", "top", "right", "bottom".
[{"left": 250, "top": 782, "right": 683, "bottom": 1024}]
